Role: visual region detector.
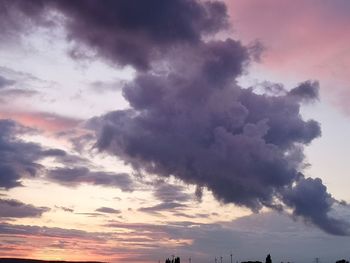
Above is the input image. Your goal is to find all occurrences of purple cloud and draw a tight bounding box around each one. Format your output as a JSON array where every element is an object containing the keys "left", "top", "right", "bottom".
[
  {"left": 95, "top": 207, "right": 121, "bottom": 214},
  {"left": 0, "top": 75, "right": 15, "bottom": 89},
  {"left": 1, "top": 0, "right": 228, "bottom": 70},
  {"left": 0, "top": 198, "right": 49, "bottom": 218},
  {"left": 90, "top": 37, "right": 347, "bottom": 234},
  {"left": 0, "top": 119, "right": 65, "bottom": 189},
  {"left": 48, "top": 167, "right": 134, "bottom": 192}
]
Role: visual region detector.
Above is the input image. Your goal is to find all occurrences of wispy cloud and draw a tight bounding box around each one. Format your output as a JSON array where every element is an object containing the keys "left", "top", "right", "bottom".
[
  {"left": 48, "top": 167, "right": 134, "bottom": 192},
  {"left": 95, "top": 207, "right": 121, "bottom": 214}
]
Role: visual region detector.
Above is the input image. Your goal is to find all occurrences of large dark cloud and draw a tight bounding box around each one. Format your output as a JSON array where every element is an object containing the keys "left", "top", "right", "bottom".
[
  {"left": 0, "top": 198, "right": 49, "bottom": 218},
  {"left": 1, "top": 0, "right": 228, "bottom": 70},
  {"left": 89, "top": 35, "right": 348, "bottom": 234}
]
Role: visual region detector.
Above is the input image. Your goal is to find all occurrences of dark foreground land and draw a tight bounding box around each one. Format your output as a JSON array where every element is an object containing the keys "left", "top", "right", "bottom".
[
  {"left": 1, "top": 257, "right": 349, "bottom": 263},
  {"left": 0, "top": 259, "right": 105, "bottom": 263}
]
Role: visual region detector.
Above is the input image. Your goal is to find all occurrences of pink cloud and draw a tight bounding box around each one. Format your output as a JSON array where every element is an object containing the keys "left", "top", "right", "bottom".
[
  {"left": 0, "top": 111, "right": 81, "bottom": 133},
  {"left": 226, "top": 0, "right": 350, "bottom": 113}
]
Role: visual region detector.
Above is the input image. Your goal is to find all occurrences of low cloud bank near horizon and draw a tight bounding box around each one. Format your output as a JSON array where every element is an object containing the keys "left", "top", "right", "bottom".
[{"left": 1, "top": 210, "right": 350, "bottom": 262}]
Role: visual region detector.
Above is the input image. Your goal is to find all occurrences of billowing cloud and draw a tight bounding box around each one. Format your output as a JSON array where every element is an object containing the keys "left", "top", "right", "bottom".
[
  {"left": 282, "top": 177, "right": 349, "bottom": 235},
  {"left": 48, "top": 167, "right": 134, "bottom": 192},
  {"left": 89, "top": 23, "right": 347, "bottom": 235},
  {"left": 1, "top": 0, "right": 228, "bottom": 70},
  {"left": 0, "top": 198, "right": 49, "bottom": 218}
]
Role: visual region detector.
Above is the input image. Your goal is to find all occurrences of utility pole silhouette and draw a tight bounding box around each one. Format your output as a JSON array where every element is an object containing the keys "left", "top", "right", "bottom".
[{"left": 230, "top": 253, "right": 233, "bottom": 263}]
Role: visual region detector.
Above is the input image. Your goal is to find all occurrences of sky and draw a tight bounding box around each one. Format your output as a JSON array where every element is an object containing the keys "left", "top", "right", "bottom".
[{"left": 0, "top": 1, "right": 350, "bottom": 262}]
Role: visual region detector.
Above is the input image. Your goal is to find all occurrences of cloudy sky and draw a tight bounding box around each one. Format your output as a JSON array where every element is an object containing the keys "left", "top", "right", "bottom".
[{"left": 0, "top": 1, "right": 350, "bottom": 262}]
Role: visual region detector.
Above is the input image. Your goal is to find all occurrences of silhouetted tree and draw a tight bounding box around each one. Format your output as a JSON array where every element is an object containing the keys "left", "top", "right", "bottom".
[
  {"left": 165, "top": 256, "right": 180, "bottom": 263},
  {"left": 266, "top": 254, "right": 272, "bottom": 263}
]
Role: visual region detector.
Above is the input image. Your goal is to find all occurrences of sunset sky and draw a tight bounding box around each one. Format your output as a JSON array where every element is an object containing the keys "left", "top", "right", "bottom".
[{"left": 0, "top": 1, "right": 350, "bottom": 263}]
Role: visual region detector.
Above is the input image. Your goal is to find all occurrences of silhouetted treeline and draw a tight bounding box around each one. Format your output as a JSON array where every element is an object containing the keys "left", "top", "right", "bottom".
[
  {"left": 336, "top": 260, "right": 349, "bottom": 263},
  {"left": 165, "top": 257, "right": 180, "bottom": 263}
]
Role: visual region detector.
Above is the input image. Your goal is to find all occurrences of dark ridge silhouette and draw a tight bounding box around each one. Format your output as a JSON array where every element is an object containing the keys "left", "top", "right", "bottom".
[
  {"left": 336, "top": 260, "right": 349, "bottom": 263},
  {"left": 0, "top": 259, "right": 105, "bottom": 263},
  {"left": 241, "top": 261, "right": 262, "bottom": 263}
]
